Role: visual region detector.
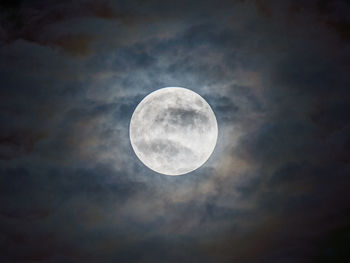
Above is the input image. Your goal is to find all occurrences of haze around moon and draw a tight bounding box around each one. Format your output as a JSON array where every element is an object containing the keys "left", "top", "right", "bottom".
[{"left": 129, "top": 87, "right": 218, "bottom": 176}]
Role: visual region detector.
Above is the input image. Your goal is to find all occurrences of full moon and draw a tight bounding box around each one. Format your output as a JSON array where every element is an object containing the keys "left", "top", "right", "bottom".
[{"left": 129, "top": 87, "right": 218, "bottom": 176}]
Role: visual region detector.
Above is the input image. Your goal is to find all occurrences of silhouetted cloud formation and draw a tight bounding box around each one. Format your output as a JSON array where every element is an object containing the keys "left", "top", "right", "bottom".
[{"left": 1, "top": 0, "right": 349, "bottom": 262}]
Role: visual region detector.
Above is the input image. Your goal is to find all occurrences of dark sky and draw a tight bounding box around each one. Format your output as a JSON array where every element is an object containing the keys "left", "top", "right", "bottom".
[{"left": 1, "top": 0, "right": 350, "bottom": 262}]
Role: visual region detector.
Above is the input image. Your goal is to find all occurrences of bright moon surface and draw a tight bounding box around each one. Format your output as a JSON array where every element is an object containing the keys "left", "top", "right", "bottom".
[{"left": 129, "top": 87, "right": 218, "bottom": 176}]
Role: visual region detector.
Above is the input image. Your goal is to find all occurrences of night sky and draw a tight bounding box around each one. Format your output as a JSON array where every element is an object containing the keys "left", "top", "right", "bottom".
[{"left": 1, "top": 0, "right": 350, "bottom": 262}]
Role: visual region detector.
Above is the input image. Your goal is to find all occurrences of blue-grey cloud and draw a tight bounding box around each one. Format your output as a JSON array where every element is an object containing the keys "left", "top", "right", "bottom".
[{"left": 1, "top": 0, "right": 350, "bottom": 262}]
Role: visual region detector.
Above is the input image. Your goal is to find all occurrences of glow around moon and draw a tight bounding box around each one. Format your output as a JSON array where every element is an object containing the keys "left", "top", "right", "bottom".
[{"left": 129, "top": 87, "right": 218, "bottom": 176}]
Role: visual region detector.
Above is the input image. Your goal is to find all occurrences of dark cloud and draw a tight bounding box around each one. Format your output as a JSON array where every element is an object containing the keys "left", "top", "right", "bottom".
[
  {"left": 0, "top": 0, "right": 349, "bottom": 262},
  {"left": 159, "top": 107, "right": 209, "bottom": 128}
]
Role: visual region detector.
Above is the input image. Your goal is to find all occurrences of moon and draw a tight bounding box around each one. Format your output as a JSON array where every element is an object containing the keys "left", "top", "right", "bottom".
[{"left": 129, "top": 87, "right": 218, "bottom": 176}]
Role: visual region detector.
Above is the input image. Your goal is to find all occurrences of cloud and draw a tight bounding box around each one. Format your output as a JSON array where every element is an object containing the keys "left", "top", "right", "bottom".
[{"left": 1, "top": 0, "right": 350, "bottom": 262}]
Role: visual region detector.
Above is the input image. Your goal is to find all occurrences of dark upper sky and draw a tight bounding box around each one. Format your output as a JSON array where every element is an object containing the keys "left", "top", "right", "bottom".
[{"left": 1, "top": 0, "right": 350, "bottom": 262}]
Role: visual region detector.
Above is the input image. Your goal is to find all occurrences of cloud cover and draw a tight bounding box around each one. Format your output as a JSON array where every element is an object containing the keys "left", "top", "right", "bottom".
[{"left": 1, "top": 0, "right": 350, "bottom": 262}]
